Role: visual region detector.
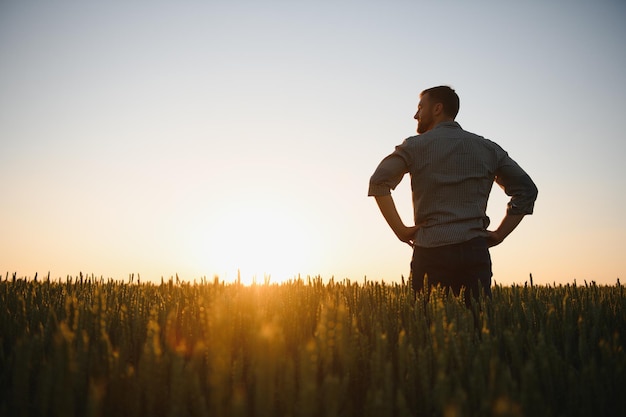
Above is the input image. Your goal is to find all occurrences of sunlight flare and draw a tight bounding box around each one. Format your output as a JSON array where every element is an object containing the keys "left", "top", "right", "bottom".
[{"left": 187, "top": 200, "right": 314, "bottom": 284}]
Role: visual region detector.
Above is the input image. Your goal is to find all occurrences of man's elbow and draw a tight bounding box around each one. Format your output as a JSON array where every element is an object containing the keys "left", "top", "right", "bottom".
[
  {"left": 527, "top": 178, "right": 539, "bottom": 210},
  {"left": 509, "top": 183, "right": 538, "bottom": 215},
  {"left": 368, "top": 172, "right": 393, "bottom": 196}
]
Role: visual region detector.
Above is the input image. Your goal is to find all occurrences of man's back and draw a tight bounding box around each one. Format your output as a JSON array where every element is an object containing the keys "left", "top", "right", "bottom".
[
  {"left": 369, "top": 121, "right": 537, "bottom": 248},
  {"left": 404, "top": 121, "right": 504, "bottom": 247}
]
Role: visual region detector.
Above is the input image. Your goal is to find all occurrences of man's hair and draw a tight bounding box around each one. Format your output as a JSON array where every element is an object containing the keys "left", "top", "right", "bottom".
[{"left": 420, "top": 85, "right": 460, "bottom": 119}]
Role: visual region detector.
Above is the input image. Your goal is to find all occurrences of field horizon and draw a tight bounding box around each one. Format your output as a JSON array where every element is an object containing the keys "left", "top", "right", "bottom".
[{"left": 4, "top": 270, "right": 620, "bottom": 289}]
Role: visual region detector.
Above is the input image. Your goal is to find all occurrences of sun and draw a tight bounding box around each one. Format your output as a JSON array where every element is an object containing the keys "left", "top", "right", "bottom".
[{"left": 186, "top": 199, "right": 316, "bottom": 285}]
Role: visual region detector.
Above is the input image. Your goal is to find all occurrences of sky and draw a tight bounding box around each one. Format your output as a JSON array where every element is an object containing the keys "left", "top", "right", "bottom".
[{"left": 1, "top": 0, "right": 625, "bottom": 286}]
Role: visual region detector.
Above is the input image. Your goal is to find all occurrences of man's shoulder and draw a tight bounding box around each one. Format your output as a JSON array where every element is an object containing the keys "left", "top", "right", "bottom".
[
  {"left": 405, "top": 123, "right": 504, "bottom": 149},
  {"left": 456, "top": 127, "right": 502, "bottom": 148}
]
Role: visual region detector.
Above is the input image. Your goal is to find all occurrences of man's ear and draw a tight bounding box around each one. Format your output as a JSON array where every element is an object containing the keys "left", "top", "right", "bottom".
[{"left": 433, "top": 102, "right": 444, "bottom": 116}]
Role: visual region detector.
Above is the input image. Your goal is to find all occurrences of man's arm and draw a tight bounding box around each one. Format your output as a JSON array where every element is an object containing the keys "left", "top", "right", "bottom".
[
  {"left": 369, "top": 143, "right": 417, "bottom": 245},
  {"left": 486, "top": 213, "right": 525, "bottom": 247},
  {"left": 374, "top": 195, "right": 419, "bottom": 247},
  {"left": 488, "top": 154, "right": 538, "bottom": 247}
]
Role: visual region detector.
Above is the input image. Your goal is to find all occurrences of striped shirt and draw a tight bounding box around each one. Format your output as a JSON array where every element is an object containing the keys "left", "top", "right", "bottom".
[{"left": 368, "top": 121, "right": 538, "bottom": 248}]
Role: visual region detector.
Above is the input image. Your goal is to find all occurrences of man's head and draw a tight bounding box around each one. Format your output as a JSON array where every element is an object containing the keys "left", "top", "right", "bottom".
[{"left": 414, "top": 85, "right": 460, "bottom": 134}]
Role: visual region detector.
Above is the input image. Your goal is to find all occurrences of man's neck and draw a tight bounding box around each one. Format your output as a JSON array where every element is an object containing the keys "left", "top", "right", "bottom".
[{"left": 434, "top": 116, "right": 455, "bottom": 125}]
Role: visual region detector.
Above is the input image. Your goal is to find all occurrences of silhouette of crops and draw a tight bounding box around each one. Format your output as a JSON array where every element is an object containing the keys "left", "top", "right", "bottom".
[{"left": 1, "top": 274, "right": 624, "bottom": 416}]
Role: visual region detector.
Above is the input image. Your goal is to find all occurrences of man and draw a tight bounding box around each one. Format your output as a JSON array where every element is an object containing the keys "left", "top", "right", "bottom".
[{"left": 368, "top": 86, "right": 538, "bottom": 305}]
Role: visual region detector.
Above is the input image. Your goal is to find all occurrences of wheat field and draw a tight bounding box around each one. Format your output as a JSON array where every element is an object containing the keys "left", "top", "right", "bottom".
[{"left": 1, "top": 274, "right": 624, "bottom": 416}]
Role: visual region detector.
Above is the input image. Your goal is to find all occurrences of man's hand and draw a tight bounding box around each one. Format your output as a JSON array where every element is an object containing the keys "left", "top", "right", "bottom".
[
  {"left": 396, "top": 225, "right": 420, "bottom": 247},
  {"left": 486, "top": 214, "right": 526, "bottom": 247},
  {"left": 485, "top": 230, "right": 504, "bottom": 247},
  {"left": 374, "top": 195, "right": 419, "bottom": 247}
]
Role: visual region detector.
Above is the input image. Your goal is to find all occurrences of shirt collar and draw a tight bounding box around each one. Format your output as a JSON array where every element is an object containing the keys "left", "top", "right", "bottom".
[{"left": 433, "top": 121, "right": 462, "bottom": 130}]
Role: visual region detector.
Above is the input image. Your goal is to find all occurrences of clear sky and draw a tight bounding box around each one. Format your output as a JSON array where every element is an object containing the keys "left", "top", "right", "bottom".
[{"left": 1, "top": 0, "right": 625, "bottom": 285}]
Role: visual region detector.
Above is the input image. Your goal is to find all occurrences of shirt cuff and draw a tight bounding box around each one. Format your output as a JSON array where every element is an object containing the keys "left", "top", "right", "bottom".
[
  {"left": 506, "top": 202, "right": 535, "bottom": 215},
  {"left": 368, "top": 184, "right": 392, "bottom": 196}
]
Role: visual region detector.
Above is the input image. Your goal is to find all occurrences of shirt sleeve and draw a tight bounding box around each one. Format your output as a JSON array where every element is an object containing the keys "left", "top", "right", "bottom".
[
  {"left": 494, "top": 153, "right": 538, "bottom": 215},
  {"left": 368, "top": 141, "right": 411, "bottom": 196}
]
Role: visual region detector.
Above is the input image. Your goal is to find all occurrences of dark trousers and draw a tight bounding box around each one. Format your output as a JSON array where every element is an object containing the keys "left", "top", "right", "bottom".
[{"left": 411, "top": 237, "right": 492, "bottom": 306}]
